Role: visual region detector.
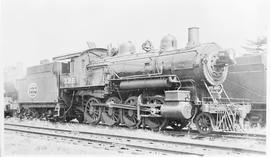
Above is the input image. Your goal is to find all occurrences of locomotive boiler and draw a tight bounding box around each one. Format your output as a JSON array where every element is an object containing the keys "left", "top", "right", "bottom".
[
  {"left": 16, "top": 27, "right": 251, "bottom": 134},
  {"left": 105, "top": 27, "right": 234, "bottom": 86}
]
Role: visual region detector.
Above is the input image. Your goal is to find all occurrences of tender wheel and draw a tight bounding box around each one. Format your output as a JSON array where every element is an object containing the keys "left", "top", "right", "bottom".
[
  {"left": 144, "top": 96, "right": 168, "bottom": 131},
  {"left": 102, "top": 97, "right": 121, "bottom": 126},
  {"left": 84, "top": 97, "right": 102, "bottom": 125},
  {"left": 195, "top": 112, "right": 214, "bottom": 134},
  {"left": 123, "top": 96, "right": 138, "bottom": 128}
]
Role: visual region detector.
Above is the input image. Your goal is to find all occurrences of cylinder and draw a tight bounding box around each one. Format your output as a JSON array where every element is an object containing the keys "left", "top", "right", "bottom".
[
  {"left": 161, "top": 101, "right": 192, "bottom": 120},
  {"left": 119, "top": 79, "right": 172, "bottom": 89},
  {"left": 187, "top": 27, "right": 199, "bottom": 48}
]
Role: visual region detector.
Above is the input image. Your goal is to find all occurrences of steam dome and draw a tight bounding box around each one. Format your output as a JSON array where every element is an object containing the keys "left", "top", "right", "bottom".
[{"left": 160, "top": 34, "right": 177, "bottom": 51}]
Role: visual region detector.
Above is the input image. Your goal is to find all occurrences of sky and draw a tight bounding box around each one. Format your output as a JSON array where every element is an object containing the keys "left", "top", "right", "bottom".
[{"left": 1, "top": 0, "right": 269, "bottom": 68}]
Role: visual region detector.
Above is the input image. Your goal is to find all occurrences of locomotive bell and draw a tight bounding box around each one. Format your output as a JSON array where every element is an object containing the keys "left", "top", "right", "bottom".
[
  {"left": 160, "top": 34, "right": 177, "bottom": 51},
  {"left": 118, "top": 41, "right": 136, "bottom": 55}
]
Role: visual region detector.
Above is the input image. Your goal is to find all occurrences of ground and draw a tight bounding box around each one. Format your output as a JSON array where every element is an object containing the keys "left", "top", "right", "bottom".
[
  {"left": 4, "top": 131, "right": 125, "bottom": 154},
  {"left": 3, "top": 118, "right": 266, "bottom": 155}
]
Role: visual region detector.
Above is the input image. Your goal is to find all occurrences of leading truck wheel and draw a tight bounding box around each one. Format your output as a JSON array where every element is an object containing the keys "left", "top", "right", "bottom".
[
  {"left": 84, "top": 98, "right": 102, "bottom": 125},
  {"left": 195, "top": 112, "right": 214, "bottom": 134}
]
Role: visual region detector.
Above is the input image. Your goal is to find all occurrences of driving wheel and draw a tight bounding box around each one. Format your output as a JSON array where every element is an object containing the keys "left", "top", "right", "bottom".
[
  {"left": 84, "top": 97, "right": 102, "bottom": 125},
  {"left": 102, "top": 97, "right": 121, "bottom": 126},
  {"left": 123, "top": 96, "right": 138, "bottom": 128}
]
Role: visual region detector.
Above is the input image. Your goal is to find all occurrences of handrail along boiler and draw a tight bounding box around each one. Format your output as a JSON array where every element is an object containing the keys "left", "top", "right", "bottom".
[{"left": 16, "top": 27, "right": 251, "bottom": 134}]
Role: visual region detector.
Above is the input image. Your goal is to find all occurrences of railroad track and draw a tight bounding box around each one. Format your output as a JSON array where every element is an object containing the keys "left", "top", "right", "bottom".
[
  {"left": 163, "top": 129, "right": 266, "bottom": 141},
  {"left": 66, "top": 120, "right": 266, "bottom": 141},
  {"left": 4, "top": 123, "right": 266, "bottom": 155},
  {"left": 6, "top": 117, "right": 266, "bottom": 141},
  {"left": 54, "top": 121, "right": 267, "bottom": 142}
]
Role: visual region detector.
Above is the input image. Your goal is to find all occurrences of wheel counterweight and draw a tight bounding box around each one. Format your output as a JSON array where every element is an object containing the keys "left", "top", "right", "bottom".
[
  {"left": 102, "top": 97, "right": 121, "bottom": 126},
  {"left": 123, "top": 96, "right": 138, "bottom": 128},
  {"left": 144, "top": 96, "right": 168, "bottom": 131}
]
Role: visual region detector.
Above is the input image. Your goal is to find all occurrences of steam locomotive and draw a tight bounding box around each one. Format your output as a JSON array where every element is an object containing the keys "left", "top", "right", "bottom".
[{"left": 16, "top": 27, "right": 251, "bottom": 134}]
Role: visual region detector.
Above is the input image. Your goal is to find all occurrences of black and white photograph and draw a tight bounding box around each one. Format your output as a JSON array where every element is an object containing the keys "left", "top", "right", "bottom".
[{"left": 1, "top": 0, "right": 268, "bottom": 156}]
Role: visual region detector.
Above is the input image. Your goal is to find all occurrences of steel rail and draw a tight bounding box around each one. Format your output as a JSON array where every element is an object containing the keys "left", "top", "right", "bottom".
[
  {"left": 67, "top": 120, "right": 266, "bottom": 139},
  {"left": 4, "top": 124, "right": 202, "bottom": 155},
  {"left": 57, "top": 121, "right": 267, "bottom": 140},
  {"left": 164, "top": 129, "right": 266, "bottom": 141},
  {"left": 4, "top": 123, "right": 265, "bottom": 155},
  {"left": 92, "top": 122, "right": 266, "bottom": 139}
]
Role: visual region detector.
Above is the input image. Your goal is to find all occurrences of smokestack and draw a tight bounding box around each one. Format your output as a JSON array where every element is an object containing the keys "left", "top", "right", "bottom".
[{"left": 186, "top": 27, "right": 200, "bottom": 48}]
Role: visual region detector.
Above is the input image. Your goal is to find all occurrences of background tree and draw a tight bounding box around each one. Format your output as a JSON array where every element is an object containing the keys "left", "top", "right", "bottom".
[
  {"left": 4, "top": 82, "right": 18, "bottom": 100},
  {"left": 242, "top": 36, "right": 267, "bottom": 53}
]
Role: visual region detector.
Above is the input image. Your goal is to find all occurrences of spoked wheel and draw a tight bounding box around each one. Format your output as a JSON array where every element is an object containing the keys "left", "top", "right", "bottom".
[
  {"left": 195, "top": 112, "right": 215, "bottom": 134},
  {"left": 144, "top": 96, "right": 168, "bottom": 131},
  {"left": 84, "top": 97, "right": 102, "bottom": 125},
  {"left": 123, "top": 96, "right": 138, "bottom": 128},
  {"left": 102, "top": 97, "right": 121, "bottom": 126},
  {"left": 169, "top": 120, "right": 189, "bottom": 131}
]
